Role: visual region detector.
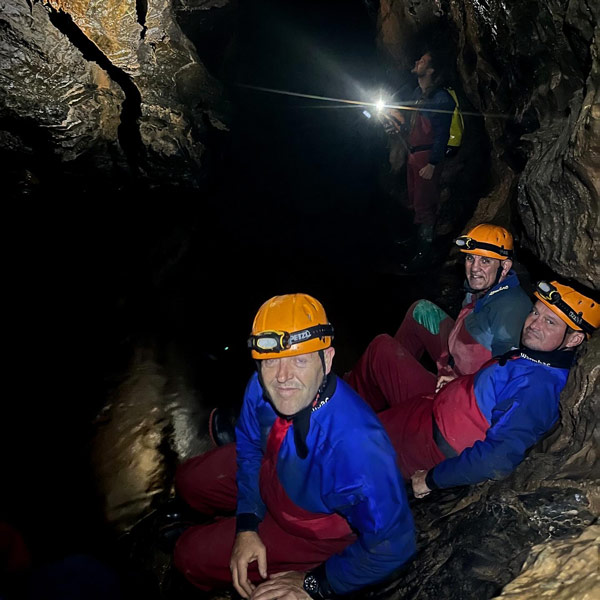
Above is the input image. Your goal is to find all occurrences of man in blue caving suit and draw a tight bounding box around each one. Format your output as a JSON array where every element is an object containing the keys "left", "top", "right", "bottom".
[{"left": 174, "top": 294, "right": 416, "bottom": 599}]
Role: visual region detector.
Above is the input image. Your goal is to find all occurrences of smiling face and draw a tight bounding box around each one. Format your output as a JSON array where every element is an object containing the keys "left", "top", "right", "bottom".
[
  {"left": 260, "top": 347, "right": 335, "bottom": 417},
  {"left": 464, "top": 254, "right": 511, "bottom": 292},
  {"left": 521, "top": 301, "right": 582, "bottom": 352}
]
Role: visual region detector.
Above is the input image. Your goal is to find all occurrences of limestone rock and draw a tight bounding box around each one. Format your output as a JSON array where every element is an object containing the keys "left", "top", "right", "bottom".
[
  {"left": 493, "top": 525, "right": 600, "bottom": 599},
  {"left": 518, "top": 20, "right": 600, "bottom": 290},
  {"left": 92, "top": 343, "right": 211, "bottom": 531},
  {"left": 1, "top": 0, "right": 226, "bottom": 185},
  {"left": 0, "top": 0, "right": 124, "bottom": 163}
]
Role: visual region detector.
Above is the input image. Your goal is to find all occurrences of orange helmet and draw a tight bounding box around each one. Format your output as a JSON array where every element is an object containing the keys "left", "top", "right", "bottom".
[
  {"left": 455, "top": 224, "right": 514, "bottom": 260},
  {"left": 534, "top": 281, "right": 600, "bottom": 338},
  {"left": 248, "top": 293, "right": 334, "bottom": 359}
]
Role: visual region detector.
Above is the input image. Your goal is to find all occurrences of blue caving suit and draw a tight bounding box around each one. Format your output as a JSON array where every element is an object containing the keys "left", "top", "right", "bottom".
[{"left": 236, "top": 373, "right": 416, "bottom": 594}]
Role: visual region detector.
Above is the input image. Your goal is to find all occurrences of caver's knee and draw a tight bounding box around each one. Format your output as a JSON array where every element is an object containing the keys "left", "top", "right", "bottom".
[
  {"left": 174, "top": 445, "right": 237, "bottom": 513},
  {"left": 368, "top": 333, "right": 396, "bottom": 354},
  {"left": 173, "top": 527, "right": 213, "bottom": 590},
  {"left": 174, "top": 519, "right": 237, "bottom": 591},
  {"left": 411, "top": 300, "right": 449, "bottom": 335}
]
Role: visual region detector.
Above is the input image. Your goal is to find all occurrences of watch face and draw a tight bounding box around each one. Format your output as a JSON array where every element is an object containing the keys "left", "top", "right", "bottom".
[{"left": 303, "top": 574, "right": 319, "bottom": 595}]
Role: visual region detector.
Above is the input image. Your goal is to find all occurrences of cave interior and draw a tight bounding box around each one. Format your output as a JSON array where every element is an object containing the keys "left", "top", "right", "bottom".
[{"left": 2, "top": 0, "right": 599, "bottom": 598}]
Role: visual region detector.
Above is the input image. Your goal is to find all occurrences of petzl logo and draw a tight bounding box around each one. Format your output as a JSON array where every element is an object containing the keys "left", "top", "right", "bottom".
[{"left": 293, "top": 330, "right": 311, "bottom": 341}]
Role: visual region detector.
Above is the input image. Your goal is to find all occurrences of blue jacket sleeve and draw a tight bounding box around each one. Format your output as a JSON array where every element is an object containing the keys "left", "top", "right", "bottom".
[
  {"left": 430, "top": 372, "right": 561, "bottom": 489},
  {"left": 235, "top": 375, "right": 267, "bottom": 521},
  {"left": 428, "top": 89, "right": 454, "bottom": 164},
  {"left": 321, "top": 431, "right": 416, "bottom": 593}
]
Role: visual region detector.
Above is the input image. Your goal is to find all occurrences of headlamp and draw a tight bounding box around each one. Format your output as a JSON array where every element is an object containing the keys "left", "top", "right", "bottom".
[
  {"left": 536, "top": 281, "right": 561, "bottom": 304},
  {"left": 375, "top": 99, "right": 386, "bottom": 112},
  {"left": 455, "top": 236, "right": 474, "bottom": 250},
  {"left": 248, "top": 324, "right": 334, "bottom": 354},
  {"left": 455, "top": 236, "right": 513, "bottom": 258}
]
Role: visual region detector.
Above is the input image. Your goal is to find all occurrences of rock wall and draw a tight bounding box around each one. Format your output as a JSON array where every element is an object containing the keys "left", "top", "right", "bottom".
[
  {"left": 493, "top": 525, "right": 600, "bottom": 599},
  {"left": 378, "top": 0, "right": 600, "bottom": 290},
  {"left": 0, "top": 0, "right": 124, "bottom": 163},
  {"left": 0, "top": 0, "right": 226, "bottom": 186},
  {"left": 92, "top": 342, "right": 213, "bottom": 531}
]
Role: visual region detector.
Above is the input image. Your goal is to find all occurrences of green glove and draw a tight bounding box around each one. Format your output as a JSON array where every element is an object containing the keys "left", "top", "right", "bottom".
[{"left": 412, "top": 300, "right": 449, "bottom": 335}]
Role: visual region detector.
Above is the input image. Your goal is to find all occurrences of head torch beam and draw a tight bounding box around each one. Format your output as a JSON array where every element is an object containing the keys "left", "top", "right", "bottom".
[{"left": 236, "top": 83, "right": 510, "bottom": 119}]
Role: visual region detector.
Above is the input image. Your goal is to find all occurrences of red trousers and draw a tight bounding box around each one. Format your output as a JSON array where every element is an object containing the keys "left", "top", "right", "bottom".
[
  {"left": 345, "top": 301, "right": 454, "bottom": 412},
  {"left": 407, "top": 150, "right": 443, "bottom": 226},
  {"left": 378, "top": 396, "right": 447, "bottom": 478},
  {"left": 174, "top": 445, "right": 353, "bottom": 590}
]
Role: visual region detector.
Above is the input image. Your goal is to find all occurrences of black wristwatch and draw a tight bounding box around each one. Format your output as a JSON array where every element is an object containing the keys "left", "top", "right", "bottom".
[
  {"left": 303, "top": 572, "right": 320, "bottom": 598},
  {"left": 303, "top": 564, "right": 335, "bottom": 599}
]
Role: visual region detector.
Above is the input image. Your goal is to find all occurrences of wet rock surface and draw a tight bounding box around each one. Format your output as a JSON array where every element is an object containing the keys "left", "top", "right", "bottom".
[
  {"left": 91, "top": 343, "right": 213, "bottom": 532},
  {"left": 0, "top": 0, "right": 125, "bottom": 164},
  {"left": 1, "top": 0, "right": 225, "bottom": 185},
  {"left": 377, "top": 486, "right": 596, "bottom": 599}
]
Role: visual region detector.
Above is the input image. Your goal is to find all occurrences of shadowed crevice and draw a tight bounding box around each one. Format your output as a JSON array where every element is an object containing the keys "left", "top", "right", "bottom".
[
  {"left": 136, "top": 0, "right": 148, "bottom": 39},
  {"left": 47, "top": 7, "right": 145, "bottom": 174}
]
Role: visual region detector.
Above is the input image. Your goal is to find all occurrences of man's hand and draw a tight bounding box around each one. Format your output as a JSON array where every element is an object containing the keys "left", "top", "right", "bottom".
[
  {"left": 435, "top": 374, "right": 457, "bottom": 392},
  {"left": 251, "top": 571, "right": 310, "bottom": 600},
  {"left": 381, "top": 109, "right": 404, "bottom": 135},
  {"left": 230, "top": 531, "right": 268, "bottom": 599},
  {"left": 418, "top": 163, "right": 436, "bottom": 180},
  {"left": 411, "top": 470, "right": 432, "bottom": 499},
  {"left": 388, "top": 109, "right": 405, "bottom": 125}
]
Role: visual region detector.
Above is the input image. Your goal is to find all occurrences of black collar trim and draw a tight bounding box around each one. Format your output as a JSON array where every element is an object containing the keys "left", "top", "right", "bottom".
[{"left": 289, "top": 374, "right": 337, "bottom": 459}]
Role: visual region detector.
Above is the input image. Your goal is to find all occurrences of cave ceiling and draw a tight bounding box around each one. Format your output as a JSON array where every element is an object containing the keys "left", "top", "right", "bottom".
[{"left": 0, "top": 0, "right": 227, "bottom": 186}]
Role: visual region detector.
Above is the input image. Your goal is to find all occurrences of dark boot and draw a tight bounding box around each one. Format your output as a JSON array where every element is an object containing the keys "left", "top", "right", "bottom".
[
  {"left": 399, "top": 224, "right": 434, "bottom": 272},
  {"left": 208, "top": 407, "right": 237, "bottom": 447},
  {"left": 156, "top": 498, "right": 196, "bottom": 553}
]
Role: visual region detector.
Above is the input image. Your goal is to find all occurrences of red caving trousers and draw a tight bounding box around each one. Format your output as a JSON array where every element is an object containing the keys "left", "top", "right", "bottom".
[
  {"left": 406, "top": 150, "right": 443, "bottom": 226},
  {"left": 345, "top": 301, "right": 455, "bottom": 412},
  {"left": 174, "top": 420, "right": 355, "bottom": 591}
]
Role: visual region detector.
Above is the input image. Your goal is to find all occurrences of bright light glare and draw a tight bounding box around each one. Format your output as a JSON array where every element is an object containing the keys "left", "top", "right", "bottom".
[{"left": 375, "top": 99, "right": 386, "bottom": 112}]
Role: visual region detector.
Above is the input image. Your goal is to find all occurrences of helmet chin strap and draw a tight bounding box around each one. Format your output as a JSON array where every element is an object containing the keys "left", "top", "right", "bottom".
[
  {"left": 554, "top": 326, "right": 571, "bottom": 352},
  {"left": 317, "top": 349, "right": 328, "bottom": 395}
]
